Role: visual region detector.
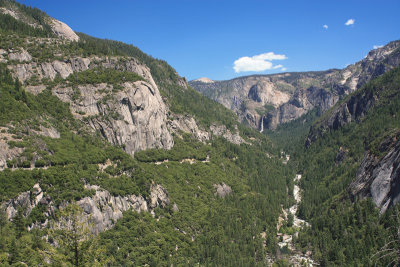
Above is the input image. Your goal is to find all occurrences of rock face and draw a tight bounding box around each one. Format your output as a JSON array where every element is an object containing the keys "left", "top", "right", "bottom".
[
  {"left": 2, "top": 183, "right": 170, "bottom": 235},
  {"left": 8, "top": 55, "right": 174, "bottom": 156},
  {"left": 191, "top": 40, "right": 400, "bottom": 130},
  {"left": 210, "top": 124, "right": 247, "bottom": 145},
  {"left": 49, "top": 18, "right": 79, "bottom": 42},
  {"left": 0, "top": 143, "right": 23, "bottom": 170},
  {"left": 6, "top": 45, "right": 247, "bottom": 155},
  {"left": 149, "top": 183, "right": 170, "bottom": 209},
  {"left": 168, "top": 114, "right": 210, "bottom": 143},
  {"left": 190, "top": 75, "right": 292, "bottom": 129},
  {"left": 9, "top": 56, "right": 157, "bottom": 86},
  {"left": 0, "top": 127, "right": 24, "bottom": 170},
  {"left": 264, "top": 85, "right": 340, "bottom": 129},
  {"left": 8, "top": 49, "right": 32, "bottom": 62},
  {"left": 2, "top": 184, "right": 43, "bottom": 219},
  {"left": 349, "top": 133, "right": 400, "bottom": 213},
  {"left": 168, "top": 115, "right": 249, "bottom": 145},
  {"left": 192, "top": 77, "right": 214, "bottom": 84},
  {"left": 54, "top": 80, "right": 173, "bottom": 156},
  {"left": 0, "top": 7, "right": 41, "bottom": 29},
  {"left": 78, "top": 185, "right": 150, "bottom": 234},
  {"left": 79, "top": 183, "right": 169, "bottom": 234},
  {"left": 9, "top": 57, "right": 88, "bottom": 83}
]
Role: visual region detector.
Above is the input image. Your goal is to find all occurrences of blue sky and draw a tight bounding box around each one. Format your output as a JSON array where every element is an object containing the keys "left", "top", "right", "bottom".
[{"left": 20, "top": 0, "right": 400, "bottom": 81}]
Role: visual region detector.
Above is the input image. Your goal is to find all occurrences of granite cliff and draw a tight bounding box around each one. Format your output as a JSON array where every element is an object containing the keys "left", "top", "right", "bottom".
[
  {"left": 2, "top": 182, "right": 170, "bottom": 235},
  {"left": 190, "top": 40, "right": 400, "bottom": 130},
  {"left": 350, "top": 132, "right": 400, "bottom": 213}
]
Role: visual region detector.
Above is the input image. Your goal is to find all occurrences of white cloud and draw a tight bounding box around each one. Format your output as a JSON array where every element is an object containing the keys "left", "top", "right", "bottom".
[
  {"left": 373, "top": 45, "right": 383, "bottom": 49},
  {"left": 273, "top": 64, "right": 283, "bottom": 69},
  {"left": 323, "top": 24, "right": 328, "bottom": 29},
  {"left": 281, "top": 67, "right": 287, "bottom": 71},
  {"left": 233, "top": 52, "right": 287, "bottom": 73},
  {"left": 345, "top": 19, "right": 355, "bottom": 26}
]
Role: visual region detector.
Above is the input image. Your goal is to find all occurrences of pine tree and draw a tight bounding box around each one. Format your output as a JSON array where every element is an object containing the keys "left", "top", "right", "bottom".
[
  {"left": 49, "top": 203, "right": 92, "bottom": 266},
  {"left": 14, "top": 207, "right": 25, "bottom": 239}
]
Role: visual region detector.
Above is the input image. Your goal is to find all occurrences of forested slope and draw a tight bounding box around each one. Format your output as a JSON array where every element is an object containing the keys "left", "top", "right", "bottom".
[
  {"left": 0, "top": 1, "right": 293, "bottom": 266},
  {"left": 290, "top": 67, "right": 400, "bottom": 266}
]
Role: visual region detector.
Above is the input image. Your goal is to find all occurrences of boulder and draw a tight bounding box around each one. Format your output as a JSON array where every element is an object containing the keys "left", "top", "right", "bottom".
[{"left": 214, "top": 183, "right": 232, "bottom": 198}]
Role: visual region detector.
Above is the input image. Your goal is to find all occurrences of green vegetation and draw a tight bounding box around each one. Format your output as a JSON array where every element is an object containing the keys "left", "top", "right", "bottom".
[
  {"left": 96, "top": 134, "right": 292, "bottom": 266},
  {"left": 0, "top": 64, "right": 75, "bottom": 130},
  {"left": 66, "top": 68, "right": 144, "bottom": 87},
  {"left": 265, "top": 108, "right": 318, "bottom": 155},
  {"left": 289, "top": 67, "right": 400, "bottom": 266},
  {"left": 2, "top": 2, "right": 400, "bottom": 265},
  {"left": 0, "top": 19, "right": 292, "bottom": 265},
  {"left": 0, "top": 0, "right": 54, "bottom": 38},
  {"left": 0, "top": 13, "right": 52, "bottom": 38},
  {"left": 256, "top": 103, "right": 276, "bottom": 116},
  {"left": 0, "top": 92, "right": 291, "bottom": 266},
  {"left": 164, "top": 83, "right": 240, "bottom": 130}
]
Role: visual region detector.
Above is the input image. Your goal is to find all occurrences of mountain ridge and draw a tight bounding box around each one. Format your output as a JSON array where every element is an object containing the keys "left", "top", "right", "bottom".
[{"left": 190, "top": 40, "right": 400, "bottom": 130}]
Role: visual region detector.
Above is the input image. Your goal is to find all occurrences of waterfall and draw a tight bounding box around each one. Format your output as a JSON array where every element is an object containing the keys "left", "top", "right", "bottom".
[{"left": 260, "top": 116, "right": 264, "bottom": 133}]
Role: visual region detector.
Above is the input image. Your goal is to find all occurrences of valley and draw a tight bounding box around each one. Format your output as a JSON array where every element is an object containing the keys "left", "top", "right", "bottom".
[{"left": 0, "top": 0, "right": 400, "bottom": 266}]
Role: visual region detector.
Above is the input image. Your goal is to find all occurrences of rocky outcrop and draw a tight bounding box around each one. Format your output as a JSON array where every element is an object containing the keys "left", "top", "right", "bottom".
[
  {"left": 149, "top": 183, "right": 170, "bottom": 209},
  {"left": 10, "top": 58, "right": 87, "bottom": 83},
  {"left": 2, "top": 183, "right": 170, "bottom": 235},
  {"left": 168, "top": 114, "right": 210, "bottom": 143},
  {"left": 49, "top": 18, "right": 79, "bottom": 42},
  {"left": 191, "top": 40, "right": 400, "bottom": 130},
  {"left": 53, "top": 81, "right": 173, "bottom": 156},
  {"left": 8, "top": 49, "right": 32, "bottom": 62},
  {"left": 79, "top": 183, "right": 169, "bottom": 234},
  {"left": 210, "top": 124, "right": 248, "bottom": 145},
  {"left": 2, "top": 184, "right": 43, "bottom": 219},
  {"left": 9, "top": 56, "right": 156, "bottom": 88},
  {"left": 192, "top": 77, "right": 214, "bottom": 84},
  {"left": 34, "top": 126, "right": 60, "bottom": 139},
  {"left": 305, "top": 55, "right": 400, "bottom": 147},
  {"left": 0, "top": 127, "right": 24, "bottom": 170},
  {"left": 266, "top": 41, "right": 400, "bottom": 129},
  {"left": 172, "top": 203, "right": 179, "bottom": 212},
  {"left": 78, "top": 185, "right": 149, "bottom": 234},
  {"left": 6, "top": 53, "right": 174, "bottom": 156},
  {"left": 168, "top": 114, "right": 250, "bottom": 145},
  {"left": 349, "top": 133, "right": 400, "bottom": 213},
  {"left": 214, "top": 183, "right": 232, "bottom": 198}
]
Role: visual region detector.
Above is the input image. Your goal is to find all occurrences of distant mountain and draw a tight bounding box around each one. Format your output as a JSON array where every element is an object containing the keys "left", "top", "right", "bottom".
[{"left": 190, "top": 41, "right": 400, "bottom": 130}]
